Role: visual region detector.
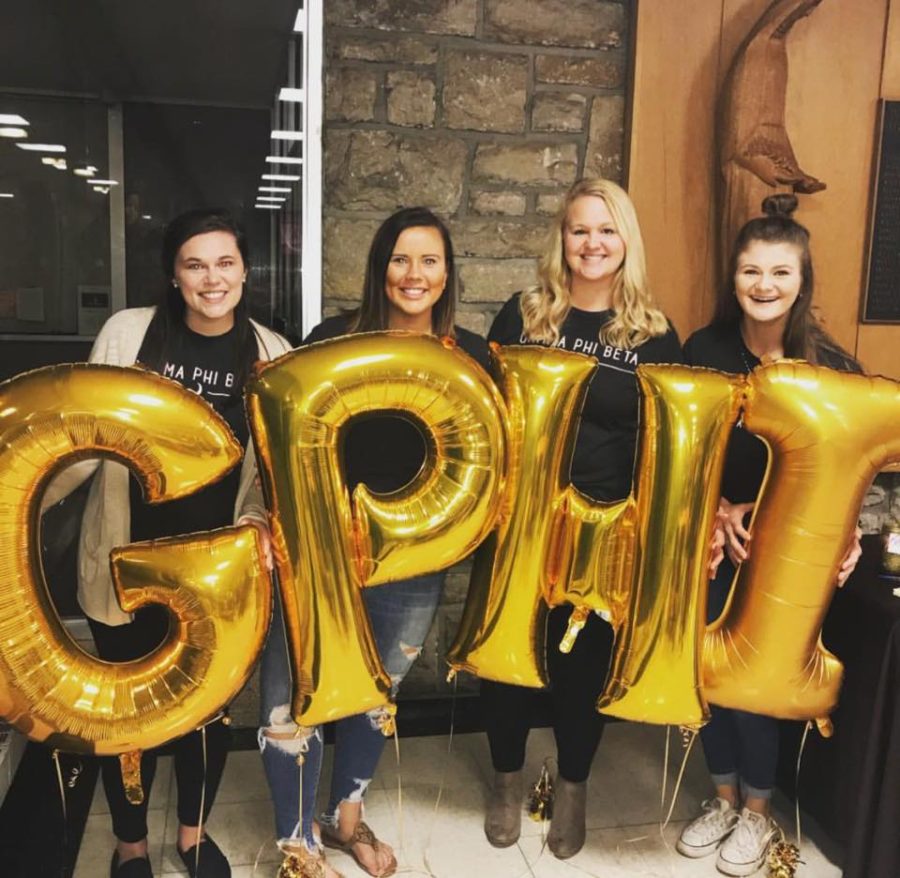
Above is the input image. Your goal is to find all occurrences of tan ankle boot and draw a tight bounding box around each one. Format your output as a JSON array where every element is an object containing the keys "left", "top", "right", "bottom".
[
  {"left": 484, "top": 769, "right": 523, "bottom": 847},
  {"left": 547, "top": 777, "right": 587, "bottom": 859}
]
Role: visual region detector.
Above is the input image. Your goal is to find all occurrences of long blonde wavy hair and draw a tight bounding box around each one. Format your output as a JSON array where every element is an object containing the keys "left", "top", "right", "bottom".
[{"left": 520, "top": 178, "right": 669, "bottom": 349}]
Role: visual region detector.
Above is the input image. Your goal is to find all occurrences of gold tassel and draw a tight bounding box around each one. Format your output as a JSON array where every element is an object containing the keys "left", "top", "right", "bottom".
[
  {"left": 526, "top": 761, "right": 554, "bottom": 822},
  {"left": 377, "top": 703, "right": 398, "bottom": 737}
]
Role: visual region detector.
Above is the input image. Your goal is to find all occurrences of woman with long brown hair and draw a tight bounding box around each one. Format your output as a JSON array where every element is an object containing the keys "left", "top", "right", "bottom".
[{"left": 678, "top": 194, "right": 861, "bottom": 876}]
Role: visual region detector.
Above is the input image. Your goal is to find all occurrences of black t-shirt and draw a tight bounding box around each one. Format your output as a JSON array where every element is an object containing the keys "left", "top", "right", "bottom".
[
  {"left": 683, "top": 321, "right": 862, "bottom": 504},
  {"left": 303, "top": 314, "right": 491, "bottom": 493},
  {"left": 129, "top": 324, "right": 250, "bottom": 541},
  {"left": 489, "top": 293, "right": 683, "bottom": 501}
]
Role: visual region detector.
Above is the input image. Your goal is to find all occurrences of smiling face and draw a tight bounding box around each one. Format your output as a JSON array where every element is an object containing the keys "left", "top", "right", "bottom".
[
  {"left": 734, "top": 239, "right": 803, "bottom": 331},
  {"left": 384, "top": 225, "right": 448, "bottom": 331},
  {"left": 563, "top": 195, "right": 626, "bottom": 305},
  {"left": 173, "top": 230, "right": 246, "bottom": 335}
]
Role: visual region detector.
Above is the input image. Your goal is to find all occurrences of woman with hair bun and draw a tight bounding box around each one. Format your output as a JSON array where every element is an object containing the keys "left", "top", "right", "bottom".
[
  {"left": 677, "top": 194, "right": 862, "bottom": 877},
  {"left": 482, "top": 178, "right": 683, "bottom": 859}
]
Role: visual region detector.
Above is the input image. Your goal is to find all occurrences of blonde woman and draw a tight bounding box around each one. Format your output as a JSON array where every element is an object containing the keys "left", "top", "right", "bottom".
[{"left": 482, "top": 178, "right": 682, "bottom": 858}]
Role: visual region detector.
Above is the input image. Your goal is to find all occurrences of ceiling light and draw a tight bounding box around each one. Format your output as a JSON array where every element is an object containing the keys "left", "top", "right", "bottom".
[
  {"left": 256, "top": 203, "right": 282, "bottom": 210},
  {"left": 0, "top": 114, "right": 29, "bottom": 126},
  {"left": 16, "top": 143, "right": 66, "bottom": 153},
  {"left": 41, "top": 157, "right": 68, "bottom": 170},
  {"left": 73, "top": 164, "right": 98, "bottom": 177},
  {"left": 259, "top": 186, "right": 291, "bottom": 193},
  {"left": 92, "top": 185, "right": 110, "bottom": 194},
  {"left": 293, "top": 9, "right": 304, "bottom": 31},
  {"left": 0, "top": 193, "right": 14, "bottom": 199},
  {"left": 0, "top": 127, "right": 28, "bottom": 138},
  {"left": 266, "top": 156, "right": 303, "bottom": 165},
  {"left": 262, "top": 173, "right": 300, "bottom": 182},
  {"left": 279, "top": 88, "right": 305, "bottom": 102},
  {"left": 141, "top": 214, "right": 152, "bottom": 220},
  {"left": 271, "top": 130, "right": 304, "bottom": 141},
  {"left": 90, "top": 179, "right": 119, "bottom": 186},
  {"left": 257, "top": 196, "right": 287, "bottom": 202}
]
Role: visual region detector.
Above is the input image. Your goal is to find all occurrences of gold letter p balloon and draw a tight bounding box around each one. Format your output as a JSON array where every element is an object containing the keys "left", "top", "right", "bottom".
[{"left": 246, "top": 332, "right": 506, "bottom": 727}]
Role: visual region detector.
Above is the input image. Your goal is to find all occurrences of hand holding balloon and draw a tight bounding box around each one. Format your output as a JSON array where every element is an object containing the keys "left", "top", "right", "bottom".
[
  {"left": 836, "top": 526, "right": 862, "bottom": 588},
  {"left": 708, "top": 514, "right": 726, "bottom": 579},
  {"left": 238, "top": 514, "right": 274, "bottom": 571},
  {"left": 717, "top": 497, "right": 755, "bottom": 566}
]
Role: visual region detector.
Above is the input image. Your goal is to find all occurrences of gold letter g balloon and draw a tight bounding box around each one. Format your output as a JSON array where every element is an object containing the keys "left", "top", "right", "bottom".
[{"left": 0, "top": 365, "right": 271, "bottom": 800}]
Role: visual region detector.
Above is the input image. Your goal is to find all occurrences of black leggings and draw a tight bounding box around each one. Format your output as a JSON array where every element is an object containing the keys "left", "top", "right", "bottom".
[
  {"left": 481, "top": 605, "right": 614, "bottom": 783},
  {"left": 88, "top": 608, "right": 231, "bottom": 843}
]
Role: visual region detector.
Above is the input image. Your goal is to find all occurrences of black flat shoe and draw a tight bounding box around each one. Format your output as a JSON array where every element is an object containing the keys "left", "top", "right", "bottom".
[
  {"left": 177, "top": 833, "right": 231, "bottom": 878},
  {"left": 110, "top": 850, "right": 154, "bottom": 878}
]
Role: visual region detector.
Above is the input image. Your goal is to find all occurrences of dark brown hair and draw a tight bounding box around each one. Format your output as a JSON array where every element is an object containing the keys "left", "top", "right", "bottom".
[
  {"left": 142, "top": 208, "right": 258, "bottom": 384},
  {"left": 349, "top": 206, "right": 456, "bottom": 336},
  {"left": 715, "top": 194, "right": 851, "bottom": 365}
]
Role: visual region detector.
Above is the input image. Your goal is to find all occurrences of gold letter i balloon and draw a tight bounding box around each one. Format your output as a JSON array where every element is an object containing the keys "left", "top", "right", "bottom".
[
  {"left": 0, "top": 365, "right": 272, "bottom": 801},
  {"left": 246, "top": 332, "right": 505, "bottom": 728},
  {"left": 703, "top": 363, "right": 900, "bottom": 726}
]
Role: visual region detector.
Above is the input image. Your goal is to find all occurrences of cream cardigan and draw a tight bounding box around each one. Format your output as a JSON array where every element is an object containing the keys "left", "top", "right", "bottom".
[{"left": 42, "top": 306, "right": 291, "bottom": 625}]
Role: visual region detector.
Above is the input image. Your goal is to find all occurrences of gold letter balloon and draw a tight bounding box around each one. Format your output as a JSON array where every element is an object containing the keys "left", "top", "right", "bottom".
[
  {"left": 449, "top": 347, "right": 743, "bottom": 726},
  {"left": 703, "top": 363, "right": 900, "bottom": 730},
  {"left": 246, "top": 332, "right": 506, "bottom": 728},
  {"left": 2, "top": 351, "right": 892, "bottom": 751},
  {"left": 0, "top": 365, "right": 272, "bottom": 801}
]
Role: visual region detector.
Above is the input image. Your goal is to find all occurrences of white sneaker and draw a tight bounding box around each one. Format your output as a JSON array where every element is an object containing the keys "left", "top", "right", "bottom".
[
  {"left": 716, "top": 807, "right": 779, "bottom": 876},
  {"left": 676, "top": 798, "right": 739, "bottom": 858}
]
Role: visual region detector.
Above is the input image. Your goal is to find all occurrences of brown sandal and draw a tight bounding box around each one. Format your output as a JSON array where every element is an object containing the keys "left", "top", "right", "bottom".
[{"left": 320, "top": 821, "right": 397, "bottom": 878}]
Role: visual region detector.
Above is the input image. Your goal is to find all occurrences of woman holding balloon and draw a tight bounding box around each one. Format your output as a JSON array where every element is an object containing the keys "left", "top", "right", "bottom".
[
  {"left": 481, "top": 177, "right": 683, "bottom": 859},
  {"left": 43, "top": 208, "right": 290, "bottom": 878},
  {"left": 677, "top": 194, "right": 862, "bottom": 876},
  {"left": 257, "top": 206, "right": 489, "bottom": 878}
]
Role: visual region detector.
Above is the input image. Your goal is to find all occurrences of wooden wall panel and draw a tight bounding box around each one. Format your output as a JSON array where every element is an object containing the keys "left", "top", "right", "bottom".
[
  {"left": 784, "top": 0, "right": 887, "bottom": 356},
  {"left": 882, "top": 0, "right": 900, "bottom": 96},
  {"left": 627, "top": 0, "right": 723, "bottom": 338}
]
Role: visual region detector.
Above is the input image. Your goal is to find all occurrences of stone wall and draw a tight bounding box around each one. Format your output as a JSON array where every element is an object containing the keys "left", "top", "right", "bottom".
[
  {"left": 319, "top": 0, "right": 632, "bottom": 699},
  {"left": 322, "top": 0, "right": 631, "bottom": 336}
]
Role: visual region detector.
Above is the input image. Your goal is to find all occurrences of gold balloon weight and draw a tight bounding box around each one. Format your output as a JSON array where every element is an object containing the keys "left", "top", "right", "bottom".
[
  {"left": 767, "top": 837, "right": 802, "bottom": 878},
  {"left": 526, "top": 761, "right": 554, "bottom": 823},
  {"left": 275, "top": 840, "right": 327, "bottom": 878}
]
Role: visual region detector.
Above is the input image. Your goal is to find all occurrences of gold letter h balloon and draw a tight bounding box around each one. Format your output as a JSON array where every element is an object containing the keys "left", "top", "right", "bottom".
[{"left": 249, "top": 337, "right": 900, "bottom": 730}]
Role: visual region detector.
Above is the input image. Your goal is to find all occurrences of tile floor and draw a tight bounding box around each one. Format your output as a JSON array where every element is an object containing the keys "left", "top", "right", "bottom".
[{"left": 74, "top": 723, "right": 841, "bottom": 878}]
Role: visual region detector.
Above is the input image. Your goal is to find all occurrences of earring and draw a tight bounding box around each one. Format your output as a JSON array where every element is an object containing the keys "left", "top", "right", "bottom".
[{"left": 171, "top": 280, "right": 178, "bottom": 288}]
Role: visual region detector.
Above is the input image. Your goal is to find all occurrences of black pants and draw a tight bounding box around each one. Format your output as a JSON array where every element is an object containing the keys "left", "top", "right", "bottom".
[
  {"left": 88, "top": 607, "right": 231, "bottom": 843},
  {"left": 481, "top": 605, "right": 614, "bottom": 783}
]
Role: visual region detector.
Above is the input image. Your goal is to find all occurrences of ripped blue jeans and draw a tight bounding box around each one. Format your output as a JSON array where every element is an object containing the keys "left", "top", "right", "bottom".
[{"left": 258, "top": 571, "right": 445, "bottom": 848}]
